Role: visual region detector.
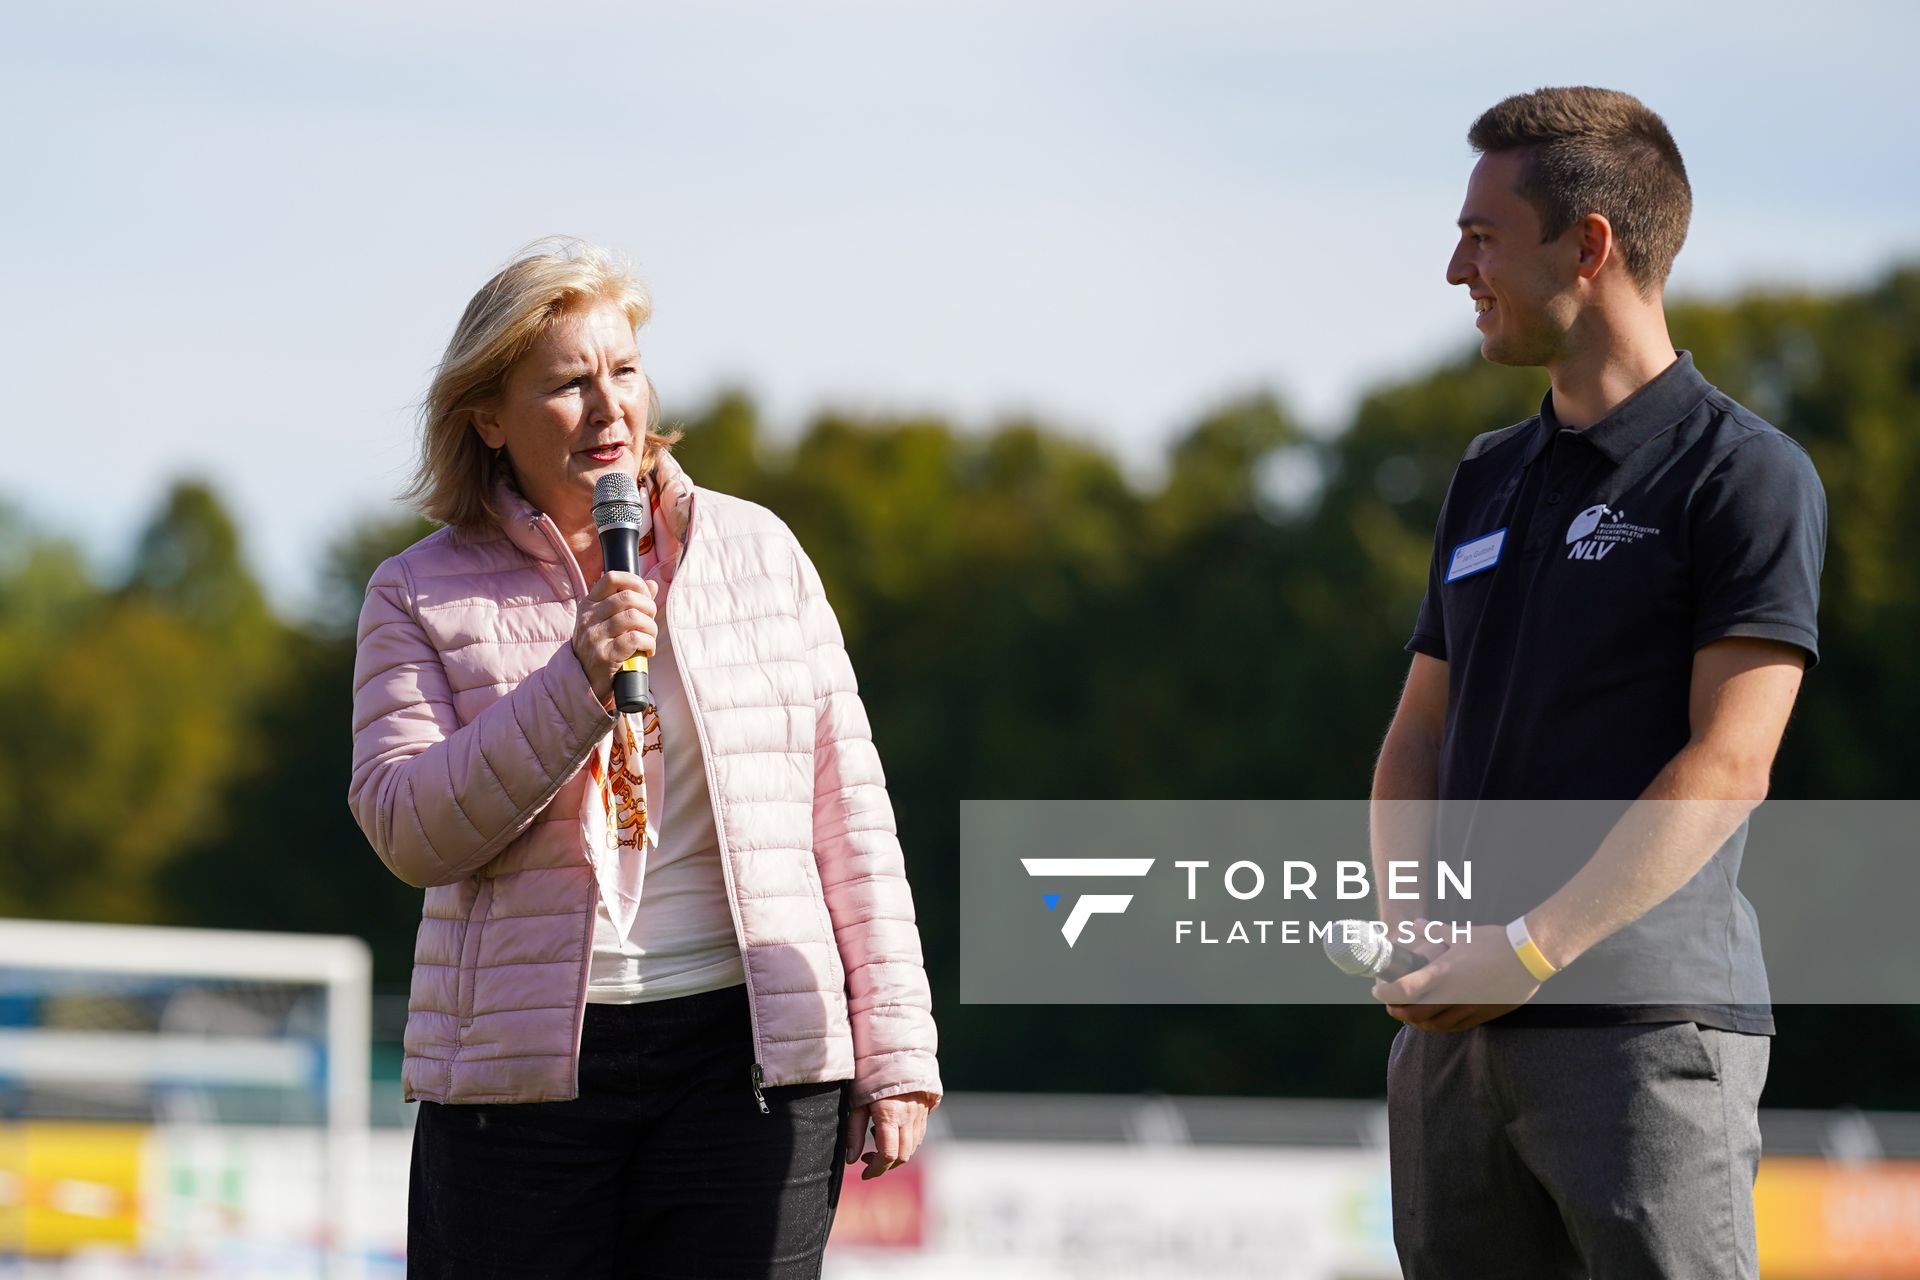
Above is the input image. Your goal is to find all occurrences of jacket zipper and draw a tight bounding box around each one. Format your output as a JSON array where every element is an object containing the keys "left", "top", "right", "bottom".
[
  {"left": 663, "top": 513, "right": 772, "bottom": 1114},
  {"left": 539, "top": 504, "right": 772, "bottom": 1112},
  {"left": 534, "top": 514, "right": 590, "bottom": 601},
  {"left": 571, "top": 874, "right": 599, "bottom": 1100},
  {"left": 536, "top": 513, "right": 603, "bottom": 1103}
]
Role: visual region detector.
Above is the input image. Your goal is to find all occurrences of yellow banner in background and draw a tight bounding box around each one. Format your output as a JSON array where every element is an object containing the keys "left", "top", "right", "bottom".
[{"left": 0, "top": 1121, "right": 144, "bottom": 1256}]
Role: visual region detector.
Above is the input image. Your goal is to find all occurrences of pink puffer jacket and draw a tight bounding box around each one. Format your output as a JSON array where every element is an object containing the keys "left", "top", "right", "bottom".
[{"left": 348, "top": 452, "right": 941, "bottom": 1108}]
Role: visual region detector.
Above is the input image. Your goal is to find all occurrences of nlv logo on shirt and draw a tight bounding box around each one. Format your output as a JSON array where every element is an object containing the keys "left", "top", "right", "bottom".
[{"left": 1565, "top": 504, "right": 1661, "bottom": 562}]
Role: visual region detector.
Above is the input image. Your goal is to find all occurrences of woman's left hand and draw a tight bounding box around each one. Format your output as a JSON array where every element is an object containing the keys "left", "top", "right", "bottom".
[{"left": 843, "top": 1090, "right": 936, "bottom": 1181}]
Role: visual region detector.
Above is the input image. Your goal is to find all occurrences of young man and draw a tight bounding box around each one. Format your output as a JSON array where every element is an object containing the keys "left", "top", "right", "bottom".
[{"left": 1370, "top": 87, "right": 1826, "bottom": 1277}]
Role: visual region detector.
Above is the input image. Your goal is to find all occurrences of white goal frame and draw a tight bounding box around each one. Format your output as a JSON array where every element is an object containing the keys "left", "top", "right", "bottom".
[{"left": 0, "top": 917, "right": 371, "bottom": 1278}]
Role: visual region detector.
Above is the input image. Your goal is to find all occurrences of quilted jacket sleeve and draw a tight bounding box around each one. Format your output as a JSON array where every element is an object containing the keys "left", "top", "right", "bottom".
[
  {"left": 348, "top": 552, "right": 613, "bottom": 889},
  {"left": 794, "top": 540, "right": 944, "bottom": 1108}
]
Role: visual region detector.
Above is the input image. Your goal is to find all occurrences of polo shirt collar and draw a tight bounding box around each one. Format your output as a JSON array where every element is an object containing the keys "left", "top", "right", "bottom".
[{"left": 1539, "top": 351, "right": 1712, "bottom": 465}]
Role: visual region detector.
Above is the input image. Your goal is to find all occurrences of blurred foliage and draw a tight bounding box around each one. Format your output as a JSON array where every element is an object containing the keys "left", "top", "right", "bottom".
[
  {"left": 0, "top": 485, "right": 286, "bottom": 922},
  {"left": 2, "top": 267, "right": 1917, "bottom": 1107}
]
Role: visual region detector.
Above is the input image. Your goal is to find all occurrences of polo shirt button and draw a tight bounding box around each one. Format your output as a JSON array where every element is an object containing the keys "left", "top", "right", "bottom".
[{"left": 1547, "top": 492, "right": 1563, "bottom": 505}]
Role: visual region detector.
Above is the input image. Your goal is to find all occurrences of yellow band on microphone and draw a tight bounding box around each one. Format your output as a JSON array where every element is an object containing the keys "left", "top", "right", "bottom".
[
  {"left": 620, "top": 654, "right": 646, "bottom": 673},
  {"left": 1507, "top": 915, "right": 1559, "bottom": 983}
]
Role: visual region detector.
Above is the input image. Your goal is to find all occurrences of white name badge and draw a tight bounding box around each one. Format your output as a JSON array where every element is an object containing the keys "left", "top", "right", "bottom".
[{"left": 1445, "top": 527, "right": 1507, "bottom": 583}]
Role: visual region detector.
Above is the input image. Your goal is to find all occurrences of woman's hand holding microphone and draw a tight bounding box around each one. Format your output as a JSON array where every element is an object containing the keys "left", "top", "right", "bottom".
[{"left": 572, "top": 571, "right": 659, "bottom": 707}]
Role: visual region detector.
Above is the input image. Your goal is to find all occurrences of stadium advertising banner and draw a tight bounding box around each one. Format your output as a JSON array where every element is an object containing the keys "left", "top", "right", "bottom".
[{"left": 3, "top": 1122, "right": 1919, "bottom": 1277}]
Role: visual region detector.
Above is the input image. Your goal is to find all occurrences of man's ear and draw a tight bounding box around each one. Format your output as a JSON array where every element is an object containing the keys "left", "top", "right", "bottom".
[{"left": 1575, "top": 211, "right": 1615, "bottom": 282}]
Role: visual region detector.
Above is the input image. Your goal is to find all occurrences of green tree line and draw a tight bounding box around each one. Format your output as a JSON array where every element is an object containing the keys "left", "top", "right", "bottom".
[{"left": 3, "top": 266, "right": 1916, "bottom": 1106}]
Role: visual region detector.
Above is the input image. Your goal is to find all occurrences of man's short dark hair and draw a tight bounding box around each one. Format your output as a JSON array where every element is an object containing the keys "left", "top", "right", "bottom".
[{"left": 1469, "top": 86, "right": 1691, "bottom": 292}]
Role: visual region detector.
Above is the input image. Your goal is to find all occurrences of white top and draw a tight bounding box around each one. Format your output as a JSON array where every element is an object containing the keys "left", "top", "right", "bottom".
[{"left": 586, "top": 603, "right": 746, "bottom": 1003}]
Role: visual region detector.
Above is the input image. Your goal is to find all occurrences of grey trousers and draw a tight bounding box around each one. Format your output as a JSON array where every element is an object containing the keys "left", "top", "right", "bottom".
[{"left": 1387, "top": 1021, "right": 1769, "bottom": 1279}]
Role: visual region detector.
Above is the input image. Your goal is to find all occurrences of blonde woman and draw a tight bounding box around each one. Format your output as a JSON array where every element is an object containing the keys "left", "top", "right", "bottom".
[{"left": 350, "top": 238, "right": 940, "bottom": 1277}]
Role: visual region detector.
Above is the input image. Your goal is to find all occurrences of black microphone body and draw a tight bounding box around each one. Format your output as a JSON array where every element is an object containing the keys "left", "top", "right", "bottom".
[
  {"left": 599, "top": 520, "right": 639, "bottom": 576},
  {"left": 598, "top": 523, "right": 652, "bottom": 714},
  {"left": 592, "top": 473, "right": 654, "bottom": 715},
  {"left": 1375, "top": 945, "right": 1428, "bottom": 982}
]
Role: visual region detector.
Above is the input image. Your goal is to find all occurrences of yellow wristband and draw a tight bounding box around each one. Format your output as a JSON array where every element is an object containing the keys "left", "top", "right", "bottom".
[{"left": 1506, "top": 916, "right": 1559, "bottom": 982}]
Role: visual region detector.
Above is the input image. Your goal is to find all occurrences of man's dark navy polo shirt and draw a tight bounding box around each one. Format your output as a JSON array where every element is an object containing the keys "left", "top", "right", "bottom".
[{"left": 1408, "top": 352, "right": 1827, "bottom": 1033}]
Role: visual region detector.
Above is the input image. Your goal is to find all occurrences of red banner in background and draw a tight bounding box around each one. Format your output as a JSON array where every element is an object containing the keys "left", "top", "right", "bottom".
[{"left": 829, "top": 1159, "right": 926, "bottom": 1250}]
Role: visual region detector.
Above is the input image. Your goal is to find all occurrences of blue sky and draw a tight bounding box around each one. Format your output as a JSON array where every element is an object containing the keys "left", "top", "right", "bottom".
[{"left": 4, "top": 0, "right": 1915, "bottom": 609}]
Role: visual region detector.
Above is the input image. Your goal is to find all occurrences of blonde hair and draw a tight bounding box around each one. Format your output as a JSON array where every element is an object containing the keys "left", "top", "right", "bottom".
[{"left": 407, "top": 236, "right": 680, "bottom": 529}]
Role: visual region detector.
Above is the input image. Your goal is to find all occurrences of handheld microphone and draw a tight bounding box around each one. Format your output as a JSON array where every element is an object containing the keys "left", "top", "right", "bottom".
[
  {"left": 591, "top": 472, "right": 653, "bottom": 715},
  {"left": 1324, "top": 920, "right": 1430, "bottom": 982}
]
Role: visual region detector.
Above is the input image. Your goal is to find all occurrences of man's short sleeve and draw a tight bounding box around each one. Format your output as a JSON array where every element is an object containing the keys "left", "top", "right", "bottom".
[
  {"left": 1689, "top": 432, "right": 1827, "bottom": 669},
  {"left": 1407, "top": 497, "right": 1450, "bottom": 661}
]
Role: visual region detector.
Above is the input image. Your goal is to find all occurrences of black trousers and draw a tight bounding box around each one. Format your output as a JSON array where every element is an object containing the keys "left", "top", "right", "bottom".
[{"left": 408, "top": 984, "right": 850, "bottom": 1279}]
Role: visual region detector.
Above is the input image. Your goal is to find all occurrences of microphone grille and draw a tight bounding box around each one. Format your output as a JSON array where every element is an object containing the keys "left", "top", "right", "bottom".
[
  {"left": 592, "top": 471, "right": 646, "bottom": 531},
  {"left": 1323, "top": 920, "right": 1388, "bottom": 977}
]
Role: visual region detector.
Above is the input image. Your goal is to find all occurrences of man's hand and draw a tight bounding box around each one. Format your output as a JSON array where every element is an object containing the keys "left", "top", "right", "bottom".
[
  {"left": 843, "top": 1090, "right": 935, "bottom": 1181},
  {"left": 1373, "top": 923, "right": 1541, "bottom": 1032}
]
